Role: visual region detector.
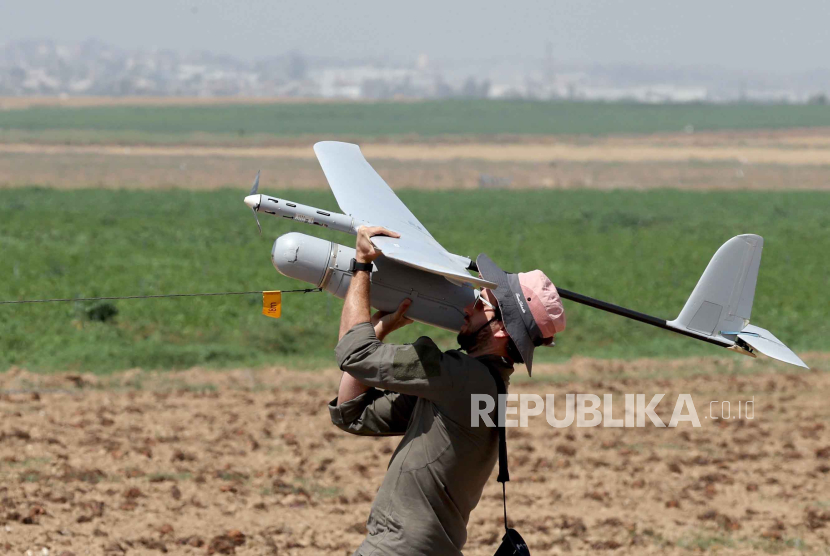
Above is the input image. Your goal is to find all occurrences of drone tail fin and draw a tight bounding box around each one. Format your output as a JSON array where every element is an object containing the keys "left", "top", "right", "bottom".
[
  {"left": 667, "top": 234, "right": 762, "bottom": 337},
  {"left": 666, "top": 234, "right": 807, "bottom": 368}
]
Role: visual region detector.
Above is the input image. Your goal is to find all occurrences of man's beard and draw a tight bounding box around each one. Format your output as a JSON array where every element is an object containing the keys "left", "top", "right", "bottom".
[
  {"left": 456, "top": 329, "right": 481, "bottom": 352},
  {"left": 457, "top": 317, "right": 497, "bottom": 353}
]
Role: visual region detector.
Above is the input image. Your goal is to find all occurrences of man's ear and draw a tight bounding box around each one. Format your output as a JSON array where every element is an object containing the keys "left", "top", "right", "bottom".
[{"left": 492, "top": 324, "right": 510, "bottom": 339}]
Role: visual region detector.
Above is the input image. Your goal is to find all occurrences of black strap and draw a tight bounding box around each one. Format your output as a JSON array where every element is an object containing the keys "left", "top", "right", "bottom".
[
  {"left": 485, "top": 365, "right": 509, "bottom": 483},
  {"left": 484, "top": 364, "right": 510, "bottom": 531}
]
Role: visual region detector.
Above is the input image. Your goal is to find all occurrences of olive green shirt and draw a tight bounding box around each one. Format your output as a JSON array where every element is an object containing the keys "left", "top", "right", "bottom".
[{"left": 329, "top": 322, "right": 513, "bottom": 556}]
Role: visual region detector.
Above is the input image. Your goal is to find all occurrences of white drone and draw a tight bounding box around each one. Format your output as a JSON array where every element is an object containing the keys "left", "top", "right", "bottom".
[{"left": 244, "top": 141, "right": 807, "bottom": 369}]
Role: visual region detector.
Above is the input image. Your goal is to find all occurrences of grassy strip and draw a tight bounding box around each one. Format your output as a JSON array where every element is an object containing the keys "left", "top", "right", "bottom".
[
  {"left": 1, "top": 188, "right": 828, "bottom": 373},
  {"left": 2, "top": 100, "right": 830, "bottom": 139}
]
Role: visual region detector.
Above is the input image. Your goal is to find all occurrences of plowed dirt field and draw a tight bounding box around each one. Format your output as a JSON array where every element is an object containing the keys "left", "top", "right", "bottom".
[
  {"left": 1, "top": 355, "right": 829, "bottom": 555},
  {"left": 3, "top": 128, "right": 830, "bottom": 191}
]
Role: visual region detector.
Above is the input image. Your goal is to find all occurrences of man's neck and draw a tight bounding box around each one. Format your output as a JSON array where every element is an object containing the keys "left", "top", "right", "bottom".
[{"left": 466, "top": 340, "right": 511, "bottom": 361}]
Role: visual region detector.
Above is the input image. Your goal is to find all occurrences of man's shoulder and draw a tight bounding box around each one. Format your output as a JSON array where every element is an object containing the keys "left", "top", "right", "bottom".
[
  {"left": 438, "top": 345, "right": 502, "bottom": 396},
  {"left": 394, "top": 338, "right": 482, "bottom": 382},
  {"left": 411, "top": 338, "right": 480, "bottom": 366}
]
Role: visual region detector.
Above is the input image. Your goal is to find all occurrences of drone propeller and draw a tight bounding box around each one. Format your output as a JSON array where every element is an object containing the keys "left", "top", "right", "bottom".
[
  {"left": 249, "top": 170, "right": 260, "bottom": 196},
  {"left": 247, "top": 170, "right": 262, "bottom": 236}
]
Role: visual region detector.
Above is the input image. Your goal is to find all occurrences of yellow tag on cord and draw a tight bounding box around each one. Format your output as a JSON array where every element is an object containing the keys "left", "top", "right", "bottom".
[{"left": 262, "top": 291, "right": 282, "bottom": 318}]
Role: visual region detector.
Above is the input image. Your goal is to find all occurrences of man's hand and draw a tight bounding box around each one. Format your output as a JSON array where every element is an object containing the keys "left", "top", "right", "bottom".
[
  {"left": 372, "top": 299, "right": 413, "bottom": 341},
  {"left": 356, "top": 225, "right": 400, "bottom": 264}
]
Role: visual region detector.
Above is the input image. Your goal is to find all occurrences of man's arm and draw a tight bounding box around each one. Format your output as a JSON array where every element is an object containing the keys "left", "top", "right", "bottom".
[
  {"left": 336, "top": 329, "right": 468, "bottom": 402},
  {"left": 334, "top": 226, "right": 464, "bottom": 405},
  {"left": 337, "top": 269, "right": 373, "bottom": 403},
  {"left": 336, "top": 225, "right": 411, "bottom": 405},
  {"left": 339, "top": 269, "right": 372, "bottom": 339},
  {"left": 338, "top": 293, "right": 414, "bottom": 403},
  {"left": 329, "top": 388, "right": 418, "bottom": 437},
  {"left": 338, "top": 225, "right": 399, "bottom": 339}
]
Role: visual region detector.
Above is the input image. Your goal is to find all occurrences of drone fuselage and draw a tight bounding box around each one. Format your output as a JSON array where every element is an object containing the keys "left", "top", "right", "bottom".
[{"left": 272, "top": 232, "right": 473, "bottom": 331}]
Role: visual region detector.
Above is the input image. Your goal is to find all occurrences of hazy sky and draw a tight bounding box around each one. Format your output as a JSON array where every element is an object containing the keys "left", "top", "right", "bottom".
[{"left": 3, "top": 0, "right": 829, "bottom": 73}]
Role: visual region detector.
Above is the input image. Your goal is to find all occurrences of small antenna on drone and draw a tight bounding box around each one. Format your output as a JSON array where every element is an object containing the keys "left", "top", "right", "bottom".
[{"left": 248, "top": 170, "right": 262, "bottom": 236}]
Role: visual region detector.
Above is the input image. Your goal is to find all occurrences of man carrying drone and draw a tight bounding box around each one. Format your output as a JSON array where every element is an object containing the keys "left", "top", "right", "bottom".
[
  {"left": 242, "top": 141, "right": 806, "bottom": 552},
  {"left": 329, "top": 225, "right": 566, "bottom": 556}
]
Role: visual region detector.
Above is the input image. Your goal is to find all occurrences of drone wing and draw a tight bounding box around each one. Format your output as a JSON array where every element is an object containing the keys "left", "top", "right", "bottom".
[{"left": 313, "top": 141, "right": 496, "bottom": 289}]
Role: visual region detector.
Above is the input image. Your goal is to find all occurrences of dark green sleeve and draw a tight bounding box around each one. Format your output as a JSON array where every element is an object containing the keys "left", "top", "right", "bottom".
[
  {"left": 328, "top": 388, "right": 418, "bottom": 436},
  {"left": 335, "top": 322, "right": 468, "bottom": 401}
]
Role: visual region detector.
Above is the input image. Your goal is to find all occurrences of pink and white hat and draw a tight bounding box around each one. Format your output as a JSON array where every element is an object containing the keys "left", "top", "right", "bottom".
[{"left": 476, "top": 254, "right": 566, "bottom": 375}]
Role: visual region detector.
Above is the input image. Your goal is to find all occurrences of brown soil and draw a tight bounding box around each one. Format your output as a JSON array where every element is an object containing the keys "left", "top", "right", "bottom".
[
  {"left": 1, "top": 139, "right": 829, "bottom": 165},
  {"left": 1, "top": 355, "right": 829, "bottom": 555},
  {"left": 2, "top": 142, "right": 830, "bottom": 192},
  {"left": 2, "top": 128, "right": 830, "bottom": 191}
]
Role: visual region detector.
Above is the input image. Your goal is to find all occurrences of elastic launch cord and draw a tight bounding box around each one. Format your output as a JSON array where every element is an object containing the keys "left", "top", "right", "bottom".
[{"left": 0, "top": 288, "right": 322, "bottom": 305}]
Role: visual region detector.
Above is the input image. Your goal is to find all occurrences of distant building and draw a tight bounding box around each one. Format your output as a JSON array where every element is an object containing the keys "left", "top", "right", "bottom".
[{"left": 0, "top": 39, "right": 825, "bottom": 103}]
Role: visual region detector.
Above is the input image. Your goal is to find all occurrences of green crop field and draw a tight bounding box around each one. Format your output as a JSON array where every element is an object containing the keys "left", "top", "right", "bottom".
[
  {"left": 1, "top": 188, "right": 828, "bottom": 373},
  {"left": 2, "top": 100, "right": 830, "bottom": 142}
]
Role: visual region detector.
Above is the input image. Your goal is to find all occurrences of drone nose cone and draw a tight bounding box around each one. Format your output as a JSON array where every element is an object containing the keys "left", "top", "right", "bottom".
[{"left": 244, "top": 194, "right": 261, "bottom": 210}]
